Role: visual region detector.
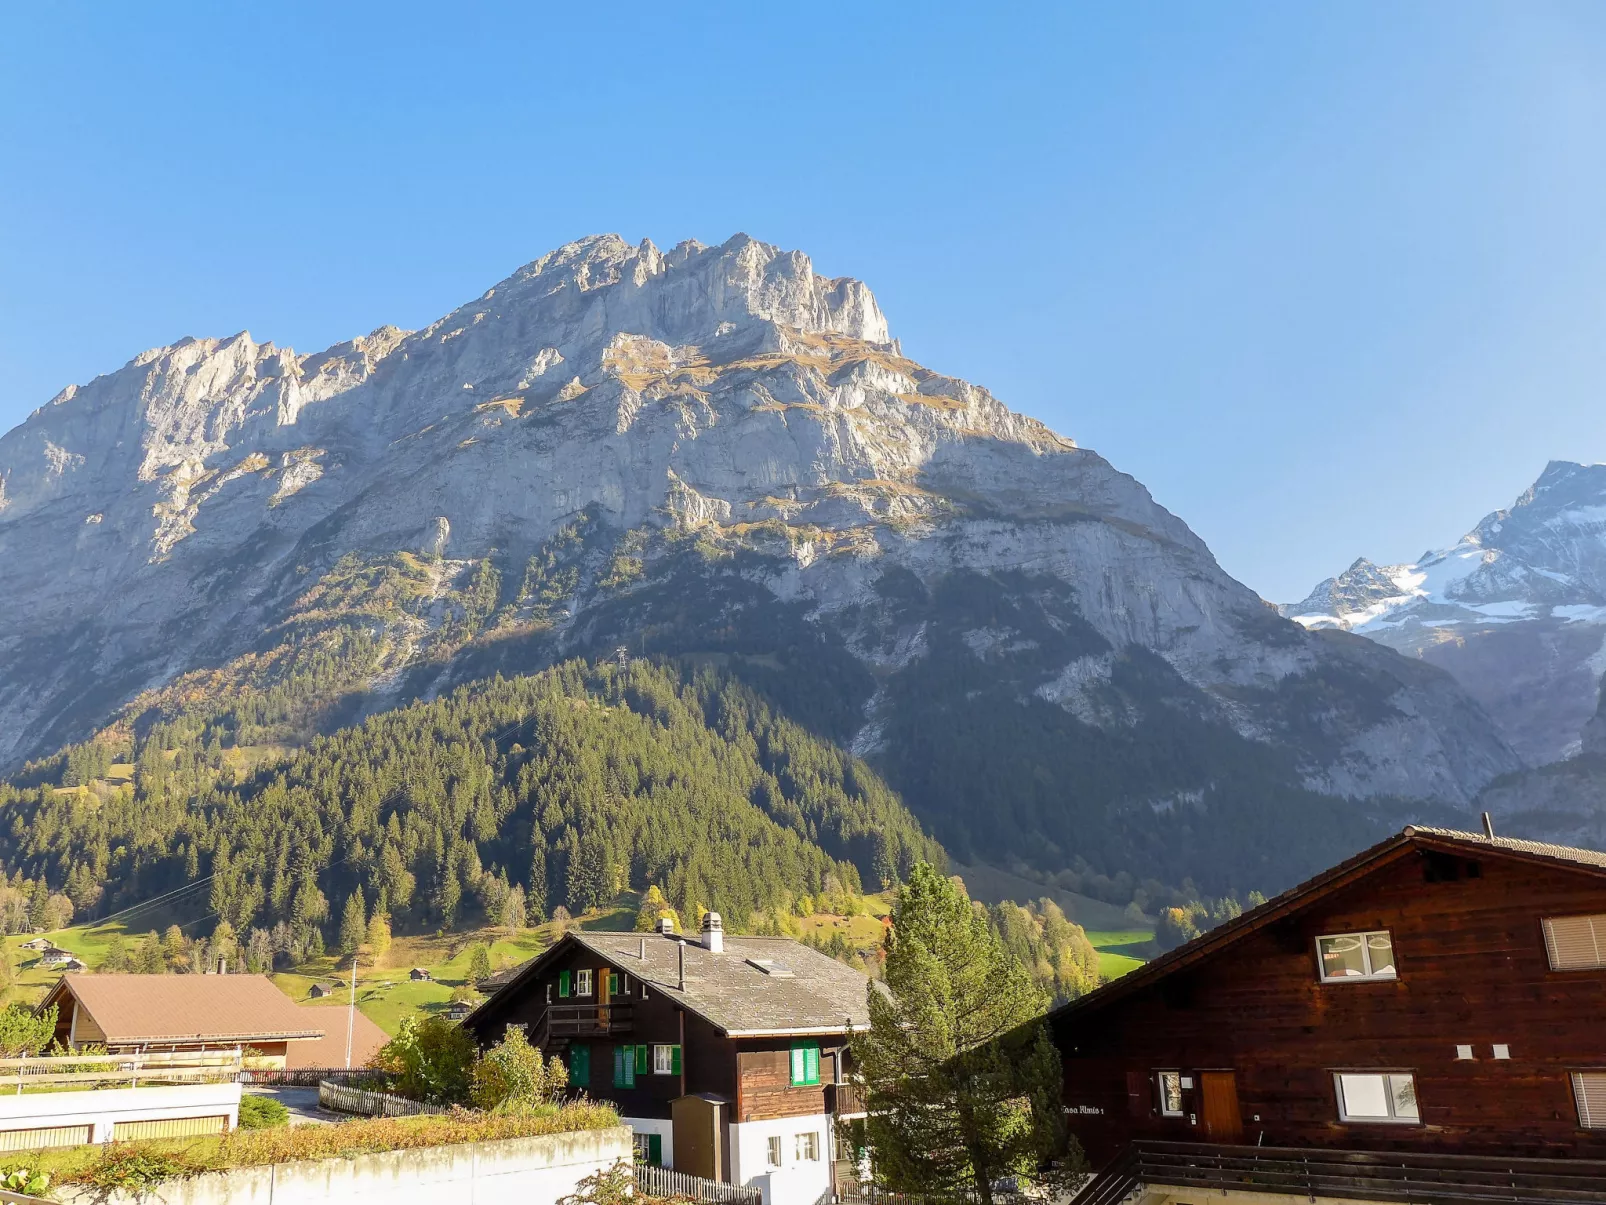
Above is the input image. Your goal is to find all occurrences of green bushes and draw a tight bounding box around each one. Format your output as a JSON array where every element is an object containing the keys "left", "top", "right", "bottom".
[
  {"left": 237, "top": 1094, "right": 290, "bottom": 1129},
  {"left": 370, "top": 1015, "right": 478, "bottom": 1104},
  {"left": 470, "top": 1027, "right": 569, "bottom": 1111}
]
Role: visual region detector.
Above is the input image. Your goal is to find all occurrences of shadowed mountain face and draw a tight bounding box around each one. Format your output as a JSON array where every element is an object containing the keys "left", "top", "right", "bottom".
[{"left": 0, "top": 233, "right": 1515, "bottom": 893}]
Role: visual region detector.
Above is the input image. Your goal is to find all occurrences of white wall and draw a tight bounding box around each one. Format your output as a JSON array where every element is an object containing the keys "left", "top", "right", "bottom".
[
  {"left": 729, "top": 1113, "right": 832, "bottom": 1205},
  {"left": 0, "top": 1082, "right": 241, "bottom": 1144},
  {"left": 622, "top": 1115, "right": 674, "bottom": 1168},
  {"left": 55, "top": 1126, "right": 634, "bottom": 1205}
]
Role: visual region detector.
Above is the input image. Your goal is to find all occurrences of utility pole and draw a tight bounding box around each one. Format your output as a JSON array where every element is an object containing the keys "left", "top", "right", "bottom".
[
  {"left": 345, "top": 952, "right": 359, "bottom": 1069},
  {"left": 615, "top": 645, "right": 629, "bottom": 670}
]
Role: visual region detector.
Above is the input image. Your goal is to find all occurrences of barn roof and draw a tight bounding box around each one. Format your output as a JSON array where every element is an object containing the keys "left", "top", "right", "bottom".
[{"left": 39, "top": 974, "right": 325, "bottom": 1045}]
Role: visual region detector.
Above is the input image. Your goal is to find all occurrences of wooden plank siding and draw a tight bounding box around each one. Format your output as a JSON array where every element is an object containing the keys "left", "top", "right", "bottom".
[
  {"left": 736, "top": 1047, "right": 828, "bottom": 1122},
  {"left": 1052, "top": 844, "right": 1606, "bottom": 1164}
]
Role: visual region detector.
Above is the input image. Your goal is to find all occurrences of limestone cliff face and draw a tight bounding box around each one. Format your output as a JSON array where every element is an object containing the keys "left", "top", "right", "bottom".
[{"left": 0, "top": 234, "right": 1517, "bottom": 885}]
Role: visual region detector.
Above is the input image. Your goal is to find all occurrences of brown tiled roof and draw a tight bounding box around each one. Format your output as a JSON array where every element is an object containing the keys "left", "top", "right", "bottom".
[
  {"left": 41, "top": 974, "right": 325, "bottom": 1045},
  {"left": 1049, "top": 826, "right": 1606, "bottom": 1024},
  {"left": 467, "top": 930, "right": 875, "bottom": 1037},
  {"left": 284, "top": 1006, "right": 390, "bottom": 1070}
]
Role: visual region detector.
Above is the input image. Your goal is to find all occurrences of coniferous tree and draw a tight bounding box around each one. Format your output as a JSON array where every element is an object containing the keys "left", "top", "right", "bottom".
[
  {"left": 339, "top": 892, "right": 367, "bottom": 955},
  {"left": 852, "top": 864, "right": 1077, "bottom": 1204}
]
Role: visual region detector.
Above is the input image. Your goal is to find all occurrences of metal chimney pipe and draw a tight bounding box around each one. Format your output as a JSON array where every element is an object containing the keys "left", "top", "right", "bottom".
[
  {"left": 1481, "top": 811, "right": 1496, "bottom": 839},
  {"left": 678, "top": 941, "right": 685, "bottom": 992},
  {"left": 640, "top": 937, "right": 646, "bottom": 960}
]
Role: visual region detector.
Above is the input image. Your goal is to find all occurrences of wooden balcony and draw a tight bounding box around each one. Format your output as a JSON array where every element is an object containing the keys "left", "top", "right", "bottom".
[
  {"left": 1071, "top": 1140, "right": 1606, "bottom": 1205},
  {"left": 827, "top": 1081, "right": 866, "bottom": 1117},
  {"left": 540, "top": 1003, "right": 633, "bottom": 1039}
]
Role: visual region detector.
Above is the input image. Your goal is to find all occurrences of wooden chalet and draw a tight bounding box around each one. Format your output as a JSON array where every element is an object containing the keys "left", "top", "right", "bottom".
[
  {"left": 464, "top": 912, "right": 869, "bottom": 1205},
  {"left": 1055, "top": 826, "right": 1606, "bottom": 1204},
  {"left": 40, "top": 974, "right": 326, "bottom": 1068}
]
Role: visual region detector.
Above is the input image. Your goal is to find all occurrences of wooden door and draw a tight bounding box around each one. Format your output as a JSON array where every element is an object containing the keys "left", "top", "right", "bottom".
[
  {"left": 1198, "top": 1071, "right": 1243, "bottom": 1142},
  {"left": 598, "top": 967, "right": 612, "bottom": 1031}
]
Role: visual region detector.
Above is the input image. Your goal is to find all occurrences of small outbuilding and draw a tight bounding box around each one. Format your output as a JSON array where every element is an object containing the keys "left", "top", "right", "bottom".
[{"left": 409, "top": 968, "right": 432, "bottom": 982}]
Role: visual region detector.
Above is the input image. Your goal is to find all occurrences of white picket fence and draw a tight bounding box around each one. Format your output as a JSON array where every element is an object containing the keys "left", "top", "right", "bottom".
[{"left": 317, "top": 1080, "right": 446, "bottom": 1117}]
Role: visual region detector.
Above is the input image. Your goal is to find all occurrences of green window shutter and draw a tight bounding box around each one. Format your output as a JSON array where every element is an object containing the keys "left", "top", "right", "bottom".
[
  {"left": 648, "top": 1134, "right": 662, "bottom": 1166},
  {"left": 635, "top": 1044, "right": 648, "bottom": 1076},
  {"left": 569, "top": 1043, "right": 589, "bottom": 1084},
  {"left": 670, "top": 1044, "right": 682, "bottom": 1075},
  {"left": 610, "top": 971, "right": 621, "bottom": 995},
  {"left": 791, "top": 1042, "right": 820, "bottom": 1086},
  {"left": 559, "top": 970, "right": 571, "bottom": 998},
  {"left": 790, "top": 1043, "right": 805, "bottom": 1086},
  {"left": 613, "top": 1045, "right": 635, "bottom": 1088},
  {"left": 806, "top": 1045, "right": 820, "bottom": 1085}
]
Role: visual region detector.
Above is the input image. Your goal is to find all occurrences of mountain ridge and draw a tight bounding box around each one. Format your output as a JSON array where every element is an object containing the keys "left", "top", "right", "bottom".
[{"left": 0, "top": 233, "right": 1519, "bottom": 894}]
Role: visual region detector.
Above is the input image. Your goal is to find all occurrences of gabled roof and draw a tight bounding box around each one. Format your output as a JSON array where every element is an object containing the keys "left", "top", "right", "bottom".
[
  {"left": 284, "top": 1006, "right": 389, "bottom": 1070},
  {"left": 1051, "top": 826, "right": 1606, "bottom": 1023},
  {"left": 40, "top": 974, "right": 326, "bottom": 1045},
  {"left": 466, "top": 930, "right": 873, "bottom": 1037}
]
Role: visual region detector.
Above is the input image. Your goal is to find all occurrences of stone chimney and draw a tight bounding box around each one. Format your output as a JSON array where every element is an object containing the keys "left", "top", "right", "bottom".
[
  {"left": 701, "top": 911, "right": 724, "bottom": 954},
  {"left": 657, "top": 916, "right": 676, "bottom": 936}
]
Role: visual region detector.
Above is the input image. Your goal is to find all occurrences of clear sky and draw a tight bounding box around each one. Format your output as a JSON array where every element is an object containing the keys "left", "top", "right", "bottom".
[{"left": 4, "top": 3, "right": 1606, "bottom": 602}]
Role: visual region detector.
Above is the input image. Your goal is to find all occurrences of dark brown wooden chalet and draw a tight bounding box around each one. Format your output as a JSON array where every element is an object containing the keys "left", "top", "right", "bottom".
[
  {"left": 464, "top": 913, "right": 869, "bottom": 1205},
  {"left": 1052, "top": 827, "right": 1606, "bottom": 1203}
]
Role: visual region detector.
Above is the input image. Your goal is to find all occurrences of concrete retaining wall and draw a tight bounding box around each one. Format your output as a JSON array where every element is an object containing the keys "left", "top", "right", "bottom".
[{"left": 55, "top": 1124, "right": 633, "bottom": 1205}]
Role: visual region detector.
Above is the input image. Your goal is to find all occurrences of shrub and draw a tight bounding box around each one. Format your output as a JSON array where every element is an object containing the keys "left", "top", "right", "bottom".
[
  {"left": 558, "top": 1160, "right": 633, "bottom": 1205},
  {"left": 470, "top": 1026, "right": 569, "bottom": 1111},
  {"left": 0, "top": 1004, "right": 55, "bottom": 1057},
  {"left": 237, "top": 1094, "right": 290, "bottom": 1129},
  {"left": 0, "top": 1167, "right": 49, "bottom": 1197},
  {"left": 371, "top": 1014, "right": 478, "bottom": 1104}
]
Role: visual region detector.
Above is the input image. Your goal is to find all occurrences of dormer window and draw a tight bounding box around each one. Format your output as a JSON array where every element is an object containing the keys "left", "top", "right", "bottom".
[{"left": 1317, "top": 931, "right": 1397, "bottom": 982}]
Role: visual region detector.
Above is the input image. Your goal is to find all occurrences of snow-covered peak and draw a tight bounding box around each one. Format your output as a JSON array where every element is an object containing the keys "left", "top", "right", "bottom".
[{"left": 1282, "top": 462, "right": 1606, "bottom": 634}]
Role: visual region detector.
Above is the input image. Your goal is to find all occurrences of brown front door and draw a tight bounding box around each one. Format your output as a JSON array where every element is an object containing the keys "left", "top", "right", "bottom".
[
  {"left": 598, "top": 968, "right": 612, "bottom": 1031},
  {"left": 1198, "top": 1071, "right": 1243, "bottom": 1142}
]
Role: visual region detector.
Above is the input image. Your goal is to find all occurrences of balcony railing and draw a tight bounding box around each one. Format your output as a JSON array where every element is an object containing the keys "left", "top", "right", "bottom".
[
  {"left": 541, "top": 1003, "right": 633, "bottom": 1038},
  {"left": 1071, "top": 1140, "right": 1606, "bottom": 1205}
]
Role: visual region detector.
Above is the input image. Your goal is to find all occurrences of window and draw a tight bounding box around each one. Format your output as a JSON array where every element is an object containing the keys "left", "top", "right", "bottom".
[
  {"left": 1543, "top": 916, "right": 1606, "bottom": 971},
  {"left": 1157, "top": 1071, "right": 1184, "bottom": 1117},
  {"left": 1317, "top": 931, "right": 1397, "bottom": 982},
  {"left": 558, "top": 971, "right": 571, "bottom": 998},
  {"left": 633, "top": 1133, "right": 663, "bottom": 1165},
  {"left": 795, "top": 1132, "right": 820, "bottom": 1162},
  {"left": 613, "top": 1045, "right": 637, "bottom": 1088},
  {"left": 1573, "top": 1073, "right": 1606, "bottom": 1128},
  {"left": 1335, "top": 1073, "right": 1419, "bottom": 1123},
  {"left": 766, "top": 1136, "right": 783, "bottom": 1168},
  {"left": 546, "top": 983, "right": 553, "bottom": 1004},
  {"left": 790, "top": 1043, "right": 821, "bottom": 1086},
  {"left": 653, "top": 1044, "right": 681, "bottom": 1075},
  {"left": 576, "top": 969, "right": 594, "bottom": 996},
  {"left": 568, "top": 1043, "right": 590, "bottom": 1086}
]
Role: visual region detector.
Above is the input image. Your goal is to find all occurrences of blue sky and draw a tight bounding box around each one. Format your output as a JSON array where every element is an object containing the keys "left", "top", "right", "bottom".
[{"left": 4, "top": 3, "right": 1606, "bottom": 601}]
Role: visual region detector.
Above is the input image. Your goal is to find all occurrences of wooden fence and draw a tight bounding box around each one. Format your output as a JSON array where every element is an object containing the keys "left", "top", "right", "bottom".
[
  {"left": 317, "top": 1079, "right": 446, "bottom": 1118},
  {"left": 635, "top": 1162, "right": 761, "bottom": 1205},
  {"left": 0, "top": 1049, "right": 242, "bottom": 1094}
]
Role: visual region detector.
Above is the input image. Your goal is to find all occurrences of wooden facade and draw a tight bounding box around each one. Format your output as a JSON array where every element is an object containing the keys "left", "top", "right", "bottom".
[{"left": 1051, "top": 829, "right": 1606, "bottom": 1167}]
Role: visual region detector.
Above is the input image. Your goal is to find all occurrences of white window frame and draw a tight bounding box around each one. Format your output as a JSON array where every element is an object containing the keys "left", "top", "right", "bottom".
[
  {"left": 545, "top": 983, "right": 552, "bottom": 1004},
  {"left": 576, "top": 969, "right": 593, "bottom": 996},
  {"left": 1316, "top": 930, "right": 1398, "bottom": 983},
  {"left": 766, "top": 1135, "right": 783, "bottom": 1168},
  {"left": 795, "top": 1131, "right": 820, "bottom": 1162},
  {"left": 1334, "top": 1072, "right": 1420, "bottom": 1124},
  {"left": 1156, "top": 1070, "right": 1184, "bottom": 1117},
  {"left": 653, "top": 1044, "right": 676, "bottom": 1075}
]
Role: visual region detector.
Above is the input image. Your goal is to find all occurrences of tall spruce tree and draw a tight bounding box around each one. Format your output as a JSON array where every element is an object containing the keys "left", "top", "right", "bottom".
[
  {"left": 339, "top": 892, "right": 367, "bottom": 955},
  {"left": 852, "top": 864, "right": 1077, "bottom": 1204}
]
